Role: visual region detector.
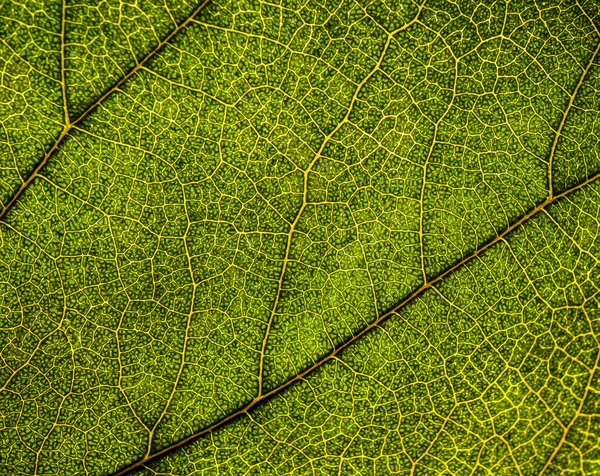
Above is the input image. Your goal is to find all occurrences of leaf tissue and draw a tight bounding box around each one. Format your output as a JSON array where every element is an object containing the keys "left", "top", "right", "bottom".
[{"left": 1, "top": 0, "right": 600, "bottom": 474}]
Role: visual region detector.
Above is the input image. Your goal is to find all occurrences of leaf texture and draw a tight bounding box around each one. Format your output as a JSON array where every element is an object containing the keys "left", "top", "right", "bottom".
[
  {"left": 141, "top": 177, "right": 600, "bottom": 474},
  {"left": 0, "top": 0, "right": 599, "bottom": 474}
]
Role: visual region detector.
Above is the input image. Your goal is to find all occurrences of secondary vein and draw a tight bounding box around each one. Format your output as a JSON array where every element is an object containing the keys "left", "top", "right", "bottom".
[
  {"left": 0, "top": 0, "right": 212, "bottom": 222},
  {"left": 256, "top": 2, "right": 426, "bottom": 397}
]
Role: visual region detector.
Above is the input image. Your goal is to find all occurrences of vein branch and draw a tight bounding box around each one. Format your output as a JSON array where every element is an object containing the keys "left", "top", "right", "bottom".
[
  {"left": 112, "top": 73, "right": 600, "bottom": 476},
  {"left": 60, "top": 0, "right": 69, "bottom": 126},
  {"left": 547, "top": 37, "right": 600, "bottom": 199},
  {"left": 256, "top": 2, "right": 425, "bottom": 397}
]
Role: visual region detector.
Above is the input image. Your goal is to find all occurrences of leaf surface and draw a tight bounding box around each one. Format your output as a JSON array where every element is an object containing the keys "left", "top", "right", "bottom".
[{"left": 0, "top": 0, "right": 600, "bottom": 474}]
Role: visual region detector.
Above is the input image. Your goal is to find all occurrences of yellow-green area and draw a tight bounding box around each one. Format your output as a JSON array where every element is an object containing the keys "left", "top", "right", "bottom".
[{"left": 1, "top": 0, "right": 600, "bottom": 474}]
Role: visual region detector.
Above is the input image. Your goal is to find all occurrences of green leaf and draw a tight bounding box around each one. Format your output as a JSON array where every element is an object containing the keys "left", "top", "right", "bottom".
[{"left": 1, "top": 0, "right": 599, "bottom": 474}]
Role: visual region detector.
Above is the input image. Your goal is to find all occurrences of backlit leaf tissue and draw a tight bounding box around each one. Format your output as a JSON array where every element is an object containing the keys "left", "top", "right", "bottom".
[{"left": 1, "top": 0, "right": 600, "bottom": 474}]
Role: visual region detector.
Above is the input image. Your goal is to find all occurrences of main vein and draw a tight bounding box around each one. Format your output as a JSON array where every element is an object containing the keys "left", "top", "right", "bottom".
[
  {"left": 3, "top": 0, "right": 599, "bottom": 473},
  {"left": 113, "top": 13, "right": 600, "bottom": 476}
]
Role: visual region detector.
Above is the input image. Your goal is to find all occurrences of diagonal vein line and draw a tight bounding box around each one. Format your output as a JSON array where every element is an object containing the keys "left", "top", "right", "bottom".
[
  {"left": 115, "top": 5, "right": 600, "bottom": 474},
  {"left": 3, "top": 0, "right": 598, "bottom": 473},
  {"left": 547, "top": 37, "right": 600, "bottom": 199},
  {"left": 114, "top": 169, "right": 600, "bottom": 476},
  {"left": 60, "top": 0, "right": 69, "bottom": 126},
  {"left": 0, "top": 0, "right": 212, "bottom": 222}
]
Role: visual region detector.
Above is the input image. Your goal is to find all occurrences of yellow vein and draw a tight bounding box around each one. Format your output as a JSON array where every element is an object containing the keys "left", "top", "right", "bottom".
[
  {"left": 538, "top": 307, "right": 600, "bottom": 475},
  {"left": 547, "top": 37, "right": 600, "bottom": 199},
  {"left": 60, "top": 0, "right": 70, "bottom": 126},
  {"left": 256, "top": 3, "right": 425, "bottom": 397}
]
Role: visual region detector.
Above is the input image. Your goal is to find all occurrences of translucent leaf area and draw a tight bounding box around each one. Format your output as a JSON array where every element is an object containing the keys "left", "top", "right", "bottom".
[{"left": 1, "top": 0, "right": 600, "bottom": 474}]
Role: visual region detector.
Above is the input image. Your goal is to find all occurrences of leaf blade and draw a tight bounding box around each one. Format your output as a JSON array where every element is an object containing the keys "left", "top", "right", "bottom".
[{"left": 1, "top": 0, "right": 600, "bottom": 474}]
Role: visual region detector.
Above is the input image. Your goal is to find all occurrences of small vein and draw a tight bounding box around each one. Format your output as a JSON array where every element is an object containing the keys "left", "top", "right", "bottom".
[
  {"left": 547, "top": 37, "right": 600, "bottom": 199},
  {"left": 60, "top": 0, "right": 70, "bottom": 126},
  {"left": 256, "top": 2, "right": 426, "bottom": 397}
]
